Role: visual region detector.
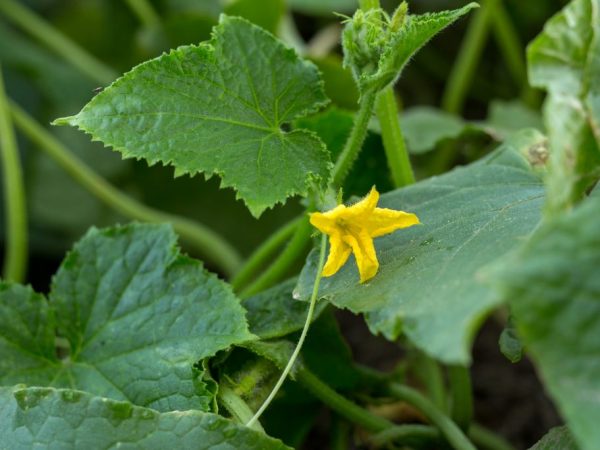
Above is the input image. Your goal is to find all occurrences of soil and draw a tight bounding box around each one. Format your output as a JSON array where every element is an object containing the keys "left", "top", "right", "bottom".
[{"left": 300, "top": 310, "right": 562, "bottom": 450}]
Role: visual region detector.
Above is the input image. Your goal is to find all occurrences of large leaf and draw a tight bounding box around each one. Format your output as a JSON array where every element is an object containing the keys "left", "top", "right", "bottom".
[
  {"left": 0, "top": 386, "right": 290, "bottom": 449},
  {"left": 55, "top": 16, "right": 331, "bottom": 217},
  {"left": 0, "top": 224, "right": 254, "bottom": 412},
  {"left": 492, "top": 196, "right": 600, "bottom": 450},
  {"left": 527, "top": 0, "right": 600, "bottom": 213},
  {"left": 296, "top": 132, "right": 546, "bottom": 364}
]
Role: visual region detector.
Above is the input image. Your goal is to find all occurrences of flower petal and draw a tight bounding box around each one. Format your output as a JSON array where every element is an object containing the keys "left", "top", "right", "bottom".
[
  {"left": 345, "top": 186, "right": 379, "bottom": 219},
  {"left": 309, "top": 210, "right": 340, "bottom": 235},
  {"left": 366, "top": 208, "right": 420, "bottom": 238},
  {"left": 322, "top": 233, "right": 352, "bottom": 277},
  {"left": 343, "top": 230, "right": 379, "bottom": 283}
]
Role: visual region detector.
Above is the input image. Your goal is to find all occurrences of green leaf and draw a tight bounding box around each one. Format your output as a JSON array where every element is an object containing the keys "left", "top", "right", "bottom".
[
  {"left": 527, "top": 0, "right": 600, "bottom": 213},
  {"left": 486, "top": 100, "right": 544, "bottom": 140},
  {"left": 0, "top": 386, "right": 290, "bottom": 449},
  {"left": 0, "top": 284, "right": 58, "bottom": 387},
  {"left": 400, "top": 107, "right": 472, "bottom": 155},
  {"left": 244, "top": 278, "right": 327, "bottom": 340},
  {"left": 492, "top": 195, "right": 600, "bottom": 450},
  {"left": 343, "top": 3, "right": 478, "bottom": 93},
  {"left": 529, "top": 426, "right": 579, "bottom": 450},
  {"left": 55, "top": 16, "right": 331, "bottom": 217},
  {"left": 399, "top": 102, "right": 543, "bottom": 155},
  {"left": 0, "top": 224, "right": 254, "bottom": 412},
  {"left": 296, "top": 131, "right": 546, "bottom": 364}
]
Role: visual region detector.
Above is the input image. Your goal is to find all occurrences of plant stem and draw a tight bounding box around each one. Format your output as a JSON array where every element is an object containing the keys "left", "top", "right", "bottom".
[
  {"left": 441, "top": 0, "right": 492, "bottom": 114},
  {"left": 470, "top": 423, "right": 516, "bottom": 450},
  {"left": 299, "top": 368, "right": 440, "bottom": 445},
  {"left": 448, "top": 365, "right": 473, "bottom": 432},
  {"left": 246, "top": 233, "right": 327, "bottom": 427},
  {"left": 332, "top": 89, "right": 377, "bottom": 187},
  {"left": 0, "top": 67, "right": 27, "bottom": 283},
  {"left": 488, "top": 0, "right": 539, "bottom": 107},
  {"left": 239, "top": 217, "right": 312, "bottom": 299},
  {"left": 0, "top": 0, "right": 117, "bottom": 86},
  {"left": 9, "top": 102, "right": 242, "bottom": 276},
  {"left": 375, "top": 88, "right": 415, "bottom": 187},
  {"left": 231, "top": 217, "right": 301, "bottom": 291},
  {"left": 387, "top": 383, "right": 476, "bottom": 450},
  {"left": 489, "top": 0, "right": 525, "bottom": 89},
  {"left": 411, "top": 350, "right": 447, "bottom": 412},
  {"left": 330, "top": 415, "right": 350, "bottom": 450},
  {"left": 218, "top": 382, "right": 264, "bottom": 432},
  {"left": 124, "top": 0, "right": 161, "bottom": 29}
]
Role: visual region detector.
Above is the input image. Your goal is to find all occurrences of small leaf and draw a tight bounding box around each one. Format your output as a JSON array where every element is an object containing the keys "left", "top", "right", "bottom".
[
  {"left": 343, "top": 3, "right": 478, "bottom": 93},
  {"left": 492, "top": 195, "right": 600, "bottom": 450},
  {"left": 297, "top": 131, "right": 546, "bottom": 364},
  {"left": 0, "top": 224, "right": 255, "bottom": 412},
  {"left": 55, "top": 16, "right": 331, "bottom": 217},
  {"left": 0, "top": 386, "right": 290, "bottom": 449},
  {"left": 374, "top": 3, "right": 479, "bottom": 90}
]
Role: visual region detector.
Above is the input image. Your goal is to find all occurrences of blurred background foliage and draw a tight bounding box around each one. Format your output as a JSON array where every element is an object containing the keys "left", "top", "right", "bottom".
[{"left": 0, "top": 0, "right": 565, "bottom": 287}]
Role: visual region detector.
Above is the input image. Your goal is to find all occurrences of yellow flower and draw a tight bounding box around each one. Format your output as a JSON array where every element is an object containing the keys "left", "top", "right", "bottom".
[{"left": 309, "top": 187, "right": 419, "bottom": 283}]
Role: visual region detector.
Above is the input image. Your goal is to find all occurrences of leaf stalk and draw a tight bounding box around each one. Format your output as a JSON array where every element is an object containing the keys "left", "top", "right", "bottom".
[
  {"left": 0, "top": 67, "right": 27, "bottom": 282},
  {"left": 246, "top": 233, "right": 327, "bottom": 427}
]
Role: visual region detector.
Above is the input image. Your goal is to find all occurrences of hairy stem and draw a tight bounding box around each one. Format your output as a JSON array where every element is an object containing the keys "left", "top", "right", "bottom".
[
  {"left": 387, "top": 383, "right": 476, "bottom": 450},
  {"left": 332, "top": 89, "right": 377, "bottom": 187},
  {"left": 376, "top": 88, "right": 415, "bottom": 187},
  {"left": 0, "top": 0, "right": 117, "bottom": 85},
  {"left": 232, "top": 217, "right": 301, "bottom": 291},
  {"left": 448, "top": 365, "right": 473, "bottom": 432},
  {"left": 10, "top": 102, "right": 242, "bottom": 276},
  {"left": 0, "top": 67, "right": 27, "bottom": 282},
  {"left": 218, "top": 382, "right": 264, "bottom": 432},
  {"left": 246, "top": 233, "right": 327, "bottom": 427},
  {"left": 239, "top": 218, "right": 312, "bottom": 299}
]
